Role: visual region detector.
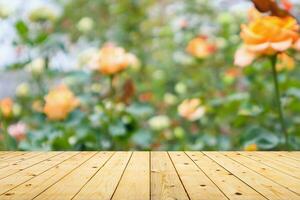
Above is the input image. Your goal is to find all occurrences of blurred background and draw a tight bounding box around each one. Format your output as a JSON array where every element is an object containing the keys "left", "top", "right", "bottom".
[{"left": 0, "top": 0, "right": 300, "bottom": 151}]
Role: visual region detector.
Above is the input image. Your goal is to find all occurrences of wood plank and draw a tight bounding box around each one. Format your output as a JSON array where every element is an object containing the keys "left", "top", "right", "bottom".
[
  {"left": 73, "top": 152, "right": 131, "bottom": 200},
  {"left": 0, "top": 152, "right": 61, "bottom": 180},
  {"left": 283, "top": 152, "right": 300, "bottom": 161},
  {"left": 205, "top": 152, "right": 300, "bottom": 200},
  {"left": 0, "top": 151, "right": 30, "bottom": 163},
  {"left": 0, "top": 152, "right": 42, "bottom": 169},
  {"left": 186, "top": 151, "right": 266, "bottom": 200},
  {"left": 169, "top": 152, "right": 227, "bottom": 200},
  {"left": 34, "top": 152, "right": 113, "bottom": 200},
  {"left": 284, "top": 152, "right": 300, "bottom": 156},
  {"left": 273, "top": 152, "right": 300, "bottom": 162},
  {"left": 0, "top": 151, "right": 299, "bottom": 199},
  {"left": 223, "top": 152, "right": 300, "bottom": 195},
  {"left": 0, "top": 152, "right": 10, "bottom": 156},
  {"left": 288, "top": 152, "right": 300, "bottom": 160},
  {"left": 256, "top": 152, "right": 300, "bottom": 168},
  {"left": 0, "top": 152, "right": 78, "bottom": 195},
  {"left": 0, "top": 152, "right": 28, "bottom": 161},
  {"left": 0, "top": 152, "right": 97, "bottom": 200},
  {"left": 242, "top": 152, "right": 300, "bottom": 179},
  {"left": 151, "top": 151, "right": 189, "bottom": 200},
  {"left": 112, "top": 152, "right": 150, "bottom": 200}
]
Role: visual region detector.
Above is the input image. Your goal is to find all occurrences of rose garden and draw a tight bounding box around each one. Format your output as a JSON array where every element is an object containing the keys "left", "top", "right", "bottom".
[{"left": 0, "top": 0, "right": 300, "bottom": 151}]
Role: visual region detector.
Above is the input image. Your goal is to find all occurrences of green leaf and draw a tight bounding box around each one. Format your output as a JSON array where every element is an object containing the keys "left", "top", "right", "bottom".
[
  {"left": 238, "top": 103, "right": 262, "bottom": 117},
  {"left": 132, "top": 130, "right": 152, "bottom": 148},
  {"left": 242, "top": 126, "right": 279, "bottom": 150},
  {"left": 34, "top": 33, "right": 48, "bottom": 44},
  {"left": 287, "top": 88, "right": 300, "bottom": 99},
  {"left": 15, "top": 20, "right": 29, "bottom": 40},
  {"left": 52, "top": 136, "right": 71, "bottom": 150},
  {"left": 109, "top": 121, "right": 126, "bottom": 136},
  {"left": 127, "top": 103, "right": 154, "bottom": 117}
]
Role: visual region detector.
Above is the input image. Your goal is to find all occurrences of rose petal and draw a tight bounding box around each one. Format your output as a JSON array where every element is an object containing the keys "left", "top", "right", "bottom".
[
  {"left": 234, "top": 46, "right": 256, "bottom": 67},
  {"left": 188, "top": 106, "right": 206, "bottom": 121},
  {"left": 270, "top": 39, "right": 292, "bottom": 51},
  {"left": 240, "top": 24, "right": 263, "bottom": 44},
  {"left": 246, "top": 42, "right": 270, "bottom": 53},
  {"left": 294, "top": 39, "right": 300, "bottom": 51}
]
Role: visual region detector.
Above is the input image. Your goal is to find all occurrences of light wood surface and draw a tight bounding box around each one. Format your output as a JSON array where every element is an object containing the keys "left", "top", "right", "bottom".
[{"left": 0, "top": 151, "right": 299, "bottom": 200}]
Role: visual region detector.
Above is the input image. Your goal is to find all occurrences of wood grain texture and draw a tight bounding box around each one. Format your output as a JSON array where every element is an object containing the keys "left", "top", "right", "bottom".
[
  {"left": 0, "top": 151, "right": 299, "bottom": 200},
  {"left": 34, "top": 152, "right": 112, "bottom": 200},
  {"left": 169, "top": 152, "right": 227, "bottom": 200},
  {"left": 242, "top": 152, "right": 300, "bottom": 179},
  {"left": 204, "top": 152, "right": 300, "bottom": 200},
  {"left": 0, "top": 152, "right": 95, "bottom": 200},
  {"left": 0, "top": 152, "right": 78, "bottom": 195},
  {"left": 73, "top": 152, "right": 131, "bottom": 200},
  {"left": 223, "top": 152, "right": 300, "bottom": 195},
  {"left": 0, "top": 152, "right": 61, "bottom": 180},
  {"left": 112, "top": 152, "right": 150, "bottom": 200},
  {"left": 0, "top": 152, "right": 30, "bottom": 162},
  {"left": 186, "top": 152, "right": 267, "bottom": 200},
  {"left": 0, "top": 152, "right": 42, "bottom": 169},
  {"left": 273, "top": 152, "right": 300, "bottom": 162},
  {"left": 151, "top": 151, "right": 189, "bottom": 200}
]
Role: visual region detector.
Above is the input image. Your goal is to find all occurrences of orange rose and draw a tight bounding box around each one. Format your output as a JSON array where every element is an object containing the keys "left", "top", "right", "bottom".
[
  {"left": 244, "top": 143, "right": 257, "bottom": 151},
  {"left": 235, "top": 13, "right": 300, "bottom": 67},
  {"left": 139, "top": 92, "right": 153, "bottom": 102},
  {"left": 0, "top": 98, "right": 13, "bottom": 118},
  {"left": 186, "top": 36, "right": 216, "bottom": 59},
  {"left": 224, "top": 67, "right": 241, "bottom": 79},
  {"left": 178, "top": 98, "right": 206, "bottom": 121},
  {"left": 44, "top": 85, "right": 80, "bottom": 120},
  {"left": 281, "top": 0, "right": 293, "bottom": 12},
  {"left": 90, "top": 44, "right": 131, "bottom": 75},
  {"left": 276, "top": 53, "right": 295, "bottom": 71}
]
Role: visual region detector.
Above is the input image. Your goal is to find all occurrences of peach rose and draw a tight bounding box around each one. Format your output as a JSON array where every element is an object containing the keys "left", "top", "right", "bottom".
[
  {"left": 235, "top": 14, "right": 300, "bottom": 67},
  {"left": 186, "top": 36, "right": 216, "bottom": 59},
  {"left": 32, "top": 100, "right": 44, "bottom": 113},
  {"left": 126, "top": 53, "right": 141, "bottom": 70},
  {"left": 90, "top": 44, "right": 131, "bottom": 75},
  {"left": 248, "top": 8, "right": 262, "bottom": 22},
  {"left": 8, "top": 122, "right": 27, "bottom": 141},
  {"left": 178, "top": 99, "right": 206, "bottom": 121},
  {"left": 44, "top": 85, "right": 80, "bottom": 120},
  {"left": 0, "top": 98, "right": 13, "bottom": 118}
]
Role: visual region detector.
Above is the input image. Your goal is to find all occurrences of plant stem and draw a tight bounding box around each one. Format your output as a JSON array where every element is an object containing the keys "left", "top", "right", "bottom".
[
  {"left": 36, "top": 76, "right": 46, "bottom": 95},
  {"left": 109, "top": 75, "right": 116, "bottom": 98},
  {"left": 270, "top": 55, "right": 289, "bottom": 150},
  {"left": 4, "top": 123, "right": 10, "bottom": 150}
]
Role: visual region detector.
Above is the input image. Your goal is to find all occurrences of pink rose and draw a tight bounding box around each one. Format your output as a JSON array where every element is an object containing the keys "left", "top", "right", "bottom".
[{"left": 8, "top": 122, "right": 27, "bottom": 141}]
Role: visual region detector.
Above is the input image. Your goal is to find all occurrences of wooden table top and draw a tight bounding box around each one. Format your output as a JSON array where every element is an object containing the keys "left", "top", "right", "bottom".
[{"left": 0, "top": 151, "right": 299, "bottom": 200}]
